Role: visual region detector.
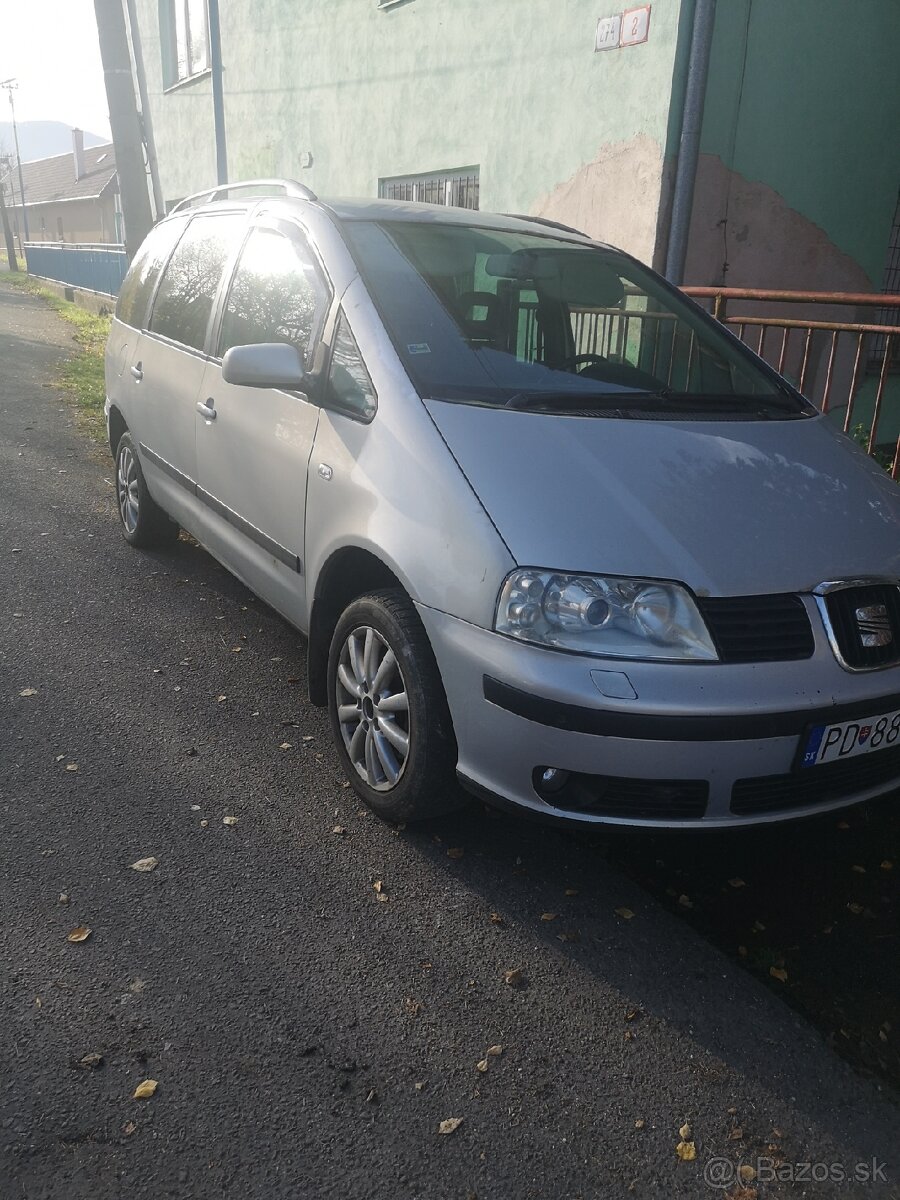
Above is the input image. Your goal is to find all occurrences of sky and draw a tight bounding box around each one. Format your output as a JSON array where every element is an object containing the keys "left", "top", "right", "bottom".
[{"left": 0, "top": 0, "right": 111, "bottom": 139}]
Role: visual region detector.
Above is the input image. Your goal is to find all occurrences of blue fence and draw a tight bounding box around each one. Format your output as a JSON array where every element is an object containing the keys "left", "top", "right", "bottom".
[{"left": 24, "top": 242, "right": 128, "bottom": 298}]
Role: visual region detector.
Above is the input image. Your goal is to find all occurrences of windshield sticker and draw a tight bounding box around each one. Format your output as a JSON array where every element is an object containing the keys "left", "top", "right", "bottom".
[{"left": 407, "top": 343, "right": 431, "bottom": 355}]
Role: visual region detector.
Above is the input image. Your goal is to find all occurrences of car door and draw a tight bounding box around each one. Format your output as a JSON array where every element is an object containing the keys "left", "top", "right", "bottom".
[
  {"left": 194, "top": 218, "right": 330, "bottom": 626},
  {"left": 136, "top": 212, "right": 246, "bottom": 521}
]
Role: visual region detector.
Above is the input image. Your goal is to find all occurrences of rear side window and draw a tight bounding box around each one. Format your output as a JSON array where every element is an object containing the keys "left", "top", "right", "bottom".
[
  {"left": 115, "top": 217, "right": 187, "bottom": 329},
  {"left": 218, "top": 226, "right": 327, "bottom": 362},
  {"left": 149, "top": 213, "right": 245, "bottom": 351}
]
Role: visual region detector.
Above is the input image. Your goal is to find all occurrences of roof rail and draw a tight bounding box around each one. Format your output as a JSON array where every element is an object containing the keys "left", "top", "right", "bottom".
[
  {"left": 504, "top": 212, "right": 587, "bottom": 237},
  {"left": 170, "top": 178, "right": 318, "bottom": 214}
]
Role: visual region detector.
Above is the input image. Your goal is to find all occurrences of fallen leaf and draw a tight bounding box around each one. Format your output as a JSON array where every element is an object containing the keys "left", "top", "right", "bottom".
[
  {"left": 373, "top": 880, "right": 384, "bottom": 893},
  {"left": 624, "top": 1029, "right": 635, "bottom": 1041},
  {"left": 729, "top": 1126, "right": 744, "bottom": 1140},
  {"left": 58, "top": 893, "right": 69, "bottom": 905},
  {"left": 769, "top": 966, "right": 788, "bottom": 982},
  {"left": 222, "top": 815, "right": 238, "bottom": 826},
  {"left": 615, "top": 907, "right": 636, "bottom": 920},
  {"left": 18, "top": 687, "right": 38, "bottom": 697},
  {"left": 881, "top": 860, "right": 894, "bottom": 871},
  {"left": 852, "top": 864, "right": 866, "bottom": 874},
  {"left": 414, "top": 1081, "right": 426, "bottom": 1091},
  {"left": 216, "top": 695, "right": 227, "bottom": 703},
  {"left": 404, "top": 997, "right": 421, "bottom": 1016},
  {"left": 634, "top": 1118, "right": 645, "bottom": 1129},
  {"left": 679, "top": 1122, "right": 692, "bottom": 1140},
  {"left": 279, "top": 741, "right": 292, "bottom": 751},
  {"left": 375, "top": 892, "right": 389, "bottom": 904},
  {"left": 133, "top": 1078, "right": 158, "bottom": 1099},
  {"left": 847, "top": 902, "right": 864, "bottom": 914},
  {"left": 332, "top": 825, "right": 346, "bottom": 835},
  {"left": 503, "top": 968, "right": 525, "bottom": 988},
  {"left": 79, "top": 1053, "right": 103, "bottom": 1069},
  {"left": 486, "top": 1044, "right": 503, "bottom": 1057},
  {"left": 67, "top": 926, "right": 92, "bottom": 943},
  {"left": 564, "top": 888, "right": 578, "bottom": 896},
  {"left": 438, "top": 1117, "right": 463, "bottom": 1136},
  {"left": 675, "top": 1140, "right": 696, "bottom": 1161},
  {"left": 540, "top": 912, "right": 557, "bottom": 922},
  {"left": 728, "top": 877, "right": 746, "bottom": 889},
  {"left": 489, "top": 912, "right": 504, "bottom": 925},
  {"left": 738, "top": 945, "right": 748, "bottom": 958},
  {"left": 476, "top": 1058, "right": 489, "bottom": 1073},
  {"left": 447, "top": 847, "right": 464, "bottom": 860},
  {"left": 122, "top": 1121, "right": 137, "bottom": 1136},
  {"left": 65, "top": 763, "right": 79, "bottom": 773},
  {"left": 739, "top": 1164, "right": 757, "bottom": 1182},
  {"left": 34, "top": 996, "right": 42, "bottom": 1008},
  {"left": 130, "top": 857, "right": 158, "bottom": 873},
  {"left": 200, "top": 819, "right": 208, "bottom": 827},
  {"left": 677, "top": 894, "right": 693, "bottom": 909}
]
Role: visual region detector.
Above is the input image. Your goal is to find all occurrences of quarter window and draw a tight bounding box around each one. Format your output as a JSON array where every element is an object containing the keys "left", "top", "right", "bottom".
[
  {"left": 219, "top": 226, "right": 326, "bottom": 362},
  {"left": 116, "top": 217, "right": 188, "bottom": 329},
  {"left": 149, "top": 214, "right": 243, "bottom": 351},
  {"left": 327, "top": 311, "right": 377, "bottom": 420}
]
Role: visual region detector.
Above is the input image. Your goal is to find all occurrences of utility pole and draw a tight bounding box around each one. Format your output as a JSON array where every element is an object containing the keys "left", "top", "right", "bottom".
[
  {"left": 0, "top": 80, "right": 29, "bottom": 243},
  {"left": 93, "top": 0, "right": 154, "bottom": 257},
  {"left": 0, "top": 173, "right": 20, "bottom": 271},
  {"left": 123, "top": 0, "right": 164, "bottom": 219}
]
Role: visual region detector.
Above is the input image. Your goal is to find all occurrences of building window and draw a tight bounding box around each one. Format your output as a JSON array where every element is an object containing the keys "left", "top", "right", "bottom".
[
  {"left": 379, "top": 168, "right": 480, "bottom": 211},
  {"left": 160, "top": 0, "right": 210, "bottom": 88}
]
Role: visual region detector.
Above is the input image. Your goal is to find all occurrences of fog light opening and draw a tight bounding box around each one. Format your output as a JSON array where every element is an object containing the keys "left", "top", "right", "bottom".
[{"left": 534, "top": 766, "right": 571, "bottom": 795}]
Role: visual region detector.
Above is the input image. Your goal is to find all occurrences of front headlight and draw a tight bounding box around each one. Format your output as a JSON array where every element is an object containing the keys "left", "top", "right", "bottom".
[{"left": 495, "top": 569, "right": 718, "bottom": 661}]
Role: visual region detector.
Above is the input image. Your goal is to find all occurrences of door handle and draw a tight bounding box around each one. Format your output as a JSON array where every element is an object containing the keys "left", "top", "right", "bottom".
[
  {"left": 130, "top": 362, "right": 143, "bottom": 381},
  {"left": 196, "top": 398, "right": 217, "bottom": 421}
]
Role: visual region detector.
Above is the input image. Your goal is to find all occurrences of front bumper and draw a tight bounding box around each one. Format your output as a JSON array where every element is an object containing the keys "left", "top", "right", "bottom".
[{"left": 416, "top": 602, "right": 900, "bottom": 827}]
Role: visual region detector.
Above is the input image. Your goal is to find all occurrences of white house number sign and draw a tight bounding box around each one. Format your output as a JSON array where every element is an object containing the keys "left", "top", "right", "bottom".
[{"left": 596, "top": 5, "right": 651, "bottom": 51}]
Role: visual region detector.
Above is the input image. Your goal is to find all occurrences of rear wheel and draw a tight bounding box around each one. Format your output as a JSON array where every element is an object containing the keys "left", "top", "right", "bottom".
[
  {"left": 115, "top": 432, "right": 179, "bottom": 548},
  {"left": 327, "top": 589, "right": 463, "bottom": 822}
]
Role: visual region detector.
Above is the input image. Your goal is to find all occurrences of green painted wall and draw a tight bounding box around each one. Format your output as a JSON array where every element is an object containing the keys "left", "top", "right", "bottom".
[
  {"left": 135, "top": 0, "right": 688, "bottom": 257},
  {"left": 699, "top": 0, "right": 900, "bottom": 287}
]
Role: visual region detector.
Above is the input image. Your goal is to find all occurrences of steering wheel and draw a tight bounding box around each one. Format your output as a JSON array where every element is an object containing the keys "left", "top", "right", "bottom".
[{"left": 558, "top": 352, "right": 609, "bottom": 374}]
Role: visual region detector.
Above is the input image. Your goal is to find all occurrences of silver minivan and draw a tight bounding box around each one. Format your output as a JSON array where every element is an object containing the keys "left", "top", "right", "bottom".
[{"left": 105, "top": 179, "right": 900, "bottom": 828}]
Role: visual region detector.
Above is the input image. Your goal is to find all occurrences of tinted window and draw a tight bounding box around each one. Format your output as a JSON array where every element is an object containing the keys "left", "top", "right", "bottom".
[
  {"left": 347, "top": 220, "right": 807, "bottom": 419},
  {"left": 116, "top": 217, "right": 187, "bottom": 328},
  {"left": 219, "top": 226, "right": 326, "bottom": 361},
  {"left": 328, "top": 311, "right": 376, "bottom": 420},
  {"left": 149, "top": 214, "right": 244, "bottom": 351}
]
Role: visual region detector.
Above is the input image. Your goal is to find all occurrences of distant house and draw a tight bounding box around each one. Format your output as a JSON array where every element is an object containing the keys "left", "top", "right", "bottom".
[{"left": 1, "top": 130, "right": 121, "bottom": 247}]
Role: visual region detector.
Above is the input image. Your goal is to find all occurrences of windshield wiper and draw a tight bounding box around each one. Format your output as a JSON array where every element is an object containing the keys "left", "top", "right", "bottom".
[
  {"left": 504, "top": 390, "right": 636, "bottom": 411},
  {"left": 504, "top": 388, "right": 801, "bottom": 415}
]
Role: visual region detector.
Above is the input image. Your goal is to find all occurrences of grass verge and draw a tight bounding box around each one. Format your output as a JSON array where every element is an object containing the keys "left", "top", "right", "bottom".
[{"left": 4, "top": 272, "right": 111, "bottom": 442}]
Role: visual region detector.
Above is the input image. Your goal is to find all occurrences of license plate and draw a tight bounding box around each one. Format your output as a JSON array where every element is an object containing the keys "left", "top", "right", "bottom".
[{"left": 800, "top": 707, "right": 900, "bottom": 768}]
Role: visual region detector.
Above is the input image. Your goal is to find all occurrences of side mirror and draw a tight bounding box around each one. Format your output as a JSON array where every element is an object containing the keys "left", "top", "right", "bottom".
[{"left": 221, "top": 342, "right": 306, "bottom": 390}]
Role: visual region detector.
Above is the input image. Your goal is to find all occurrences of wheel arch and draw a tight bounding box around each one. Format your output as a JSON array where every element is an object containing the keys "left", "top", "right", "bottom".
[
  {"left": 107, "top": 404, "right": 128, "bottom": 457},
  {"left": 307, "top": 547, "right": 408, "bottom": 706}
]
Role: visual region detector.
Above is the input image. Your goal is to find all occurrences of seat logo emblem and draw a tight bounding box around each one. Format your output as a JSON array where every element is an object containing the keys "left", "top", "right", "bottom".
[{"left": 855, "top": 603, "right": 892, "bottom": 648}]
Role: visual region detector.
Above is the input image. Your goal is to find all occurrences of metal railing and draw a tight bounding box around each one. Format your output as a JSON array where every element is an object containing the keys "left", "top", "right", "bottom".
[
  {"left": 23, "top": 241, "right": 129, "bottom": 298},
  {"left": 684, "top": 287, "right": 900, "bottom": 475}
]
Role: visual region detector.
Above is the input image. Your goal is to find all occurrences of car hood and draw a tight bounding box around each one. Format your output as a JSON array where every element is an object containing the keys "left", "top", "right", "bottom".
[{"left": 424, "top": 402, "right": 900, "bottom": 596}]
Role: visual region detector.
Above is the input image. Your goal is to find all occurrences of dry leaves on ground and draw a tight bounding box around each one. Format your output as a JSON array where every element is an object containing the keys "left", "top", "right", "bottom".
[
  {"left": 615, "top": 906, "right": 636, "bottom": 920},
  {"left": 769, "top": 966, "right": 788, "bottom": 982},
  {"left": 132, "top": 1079, "right": 158, "bottom": 1099},
  {"left": 67, "top": 926, "right": 92, "bottom": 943},
  {"left": 503, "top": 968, "right": 525, "bottom": 988},
  {"left": 675, "top": 1140, "right": 697, "bottom": 1161},
  {"left": 438, "top": 1117, "right": 463, "bottom": 1135},
  {"left": 447, "top": 847, "right": 464, "bottom": 860},
  {"left": 18, "top": 687, "right": 38, "bottom": 697},
  {"left": 222, "top": 815, "right": 238, "bottom": 827},
  {"left": 130, "top": 857, "right": 158, "bottom": 873}
]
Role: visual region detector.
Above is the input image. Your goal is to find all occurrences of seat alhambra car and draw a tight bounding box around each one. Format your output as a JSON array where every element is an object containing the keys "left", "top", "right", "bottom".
[{"left": 105, "top": 179, "right": 900, "bottom": 828}]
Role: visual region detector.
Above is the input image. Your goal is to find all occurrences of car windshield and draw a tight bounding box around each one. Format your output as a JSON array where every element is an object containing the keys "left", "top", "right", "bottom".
[{"left": 346, "top": 219, "right": 808, "bottom": 417}]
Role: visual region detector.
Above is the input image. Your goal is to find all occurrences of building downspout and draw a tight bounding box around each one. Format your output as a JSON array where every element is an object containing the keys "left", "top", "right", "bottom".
[
  {"left": 208, "top": 0, "right": 228, "bottom": 185},
  {"left": 664, "top": 0, "right": 716, "bottom": 284}
]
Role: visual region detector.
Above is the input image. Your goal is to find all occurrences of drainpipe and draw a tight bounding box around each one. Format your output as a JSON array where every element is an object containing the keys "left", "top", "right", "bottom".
[
  {"left": 208, "top": 0, "right": 228, "bottom": 185},
  {"left": 664, "top": 0, "right": 717, "bottom": 284}
]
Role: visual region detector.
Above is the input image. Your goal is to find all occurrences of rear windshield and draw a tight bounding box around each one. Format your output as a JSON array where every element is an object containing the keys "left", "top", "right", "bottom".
[{"left": 346, "top": 220, "right": 807, "bottom": 418}]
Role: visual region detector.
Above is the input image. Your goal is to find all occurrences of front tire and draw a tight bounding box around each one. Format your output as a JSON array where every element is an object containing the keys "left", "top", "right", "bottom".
[
  {"left": 327, "top": 590, "right": 463, "bottom": 822},
  {"left": 115, "top": 432, "right": 178, "bottom": 548}
]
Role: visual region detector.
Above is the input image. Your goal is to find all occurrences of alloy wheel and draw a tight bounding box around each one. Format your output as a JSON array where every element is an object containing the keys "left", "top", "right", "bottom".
[
  {"left": 335, "top": 625, "right": 411, "bottom": 791},
  {"left": 117, "top": 444, "right": 139, "bottom": 534}
]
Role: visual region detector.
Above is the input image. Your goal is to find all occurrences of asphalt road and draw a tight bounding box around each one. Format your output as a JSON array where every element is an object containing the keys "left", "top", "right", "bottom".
[{"left": 1, "top": 277, "right": 899, "bottom": 1199}]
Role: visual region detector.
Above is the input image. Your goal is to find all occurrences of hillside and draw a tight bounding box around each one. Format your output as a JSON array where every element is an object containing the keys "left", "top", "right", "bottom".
[{"left": 0, "top": 121, "right": 106, "bottom": 163}]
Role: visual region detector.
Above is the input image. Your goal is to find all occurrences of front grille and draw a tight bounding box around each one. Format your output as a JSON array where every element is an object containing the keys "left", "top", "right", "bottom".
[
  {"left": 822, "top": 584, "right": 900, "bottom": 670},
  {"left": 697, "top": 594, "right": 815, "bottom": 663},
  {"left": 543, "top": 773, "right": 708, "bottom": 820},
  {"left": 732, "top": 744, "right": 900, "bottom": 815}
]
